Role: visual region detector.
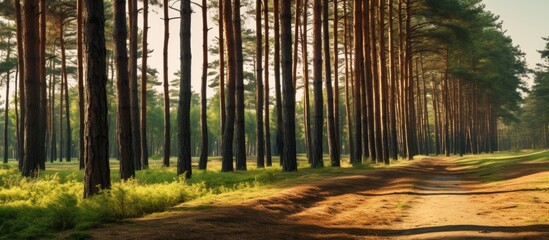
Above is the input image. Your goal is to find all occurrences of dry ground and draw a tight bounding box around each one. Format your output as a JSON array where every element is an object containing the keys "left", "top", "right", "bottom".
[{"left": 90, "top": 156, "right": 549, "bottom": 239}]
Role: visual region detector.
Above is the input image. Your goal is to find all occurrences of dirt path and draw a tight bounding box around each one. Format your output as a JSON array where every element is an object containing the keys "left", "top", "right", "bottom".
[{"left": 90, "top": 158, "right": 549, "bottom": 239}]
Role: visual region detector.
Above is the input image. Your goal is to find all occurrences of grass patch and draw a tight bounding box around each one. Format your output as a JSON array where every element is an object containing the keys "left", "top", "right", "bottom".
[{"left": 455, "top": 151, "right": 549, "bottom": 182}]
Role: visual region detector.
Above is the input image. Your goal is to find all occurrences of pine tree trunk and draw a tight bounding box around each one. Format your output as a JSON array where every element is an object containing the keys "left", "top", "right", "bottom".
[
  {"left": 178, "top": 0, "right": 192, "bottom": 178},
  {"left": 60, "top": 27, "right": 72, "bottom": 163},
  {"left": 343, "top": 0, "right": 352, "bottom": 156},
  {"left": 388, "top": 0, "right": 398, "bottom": 160},
  {"left": 234, "top": 0, "right": 247, "bottom": 171},
  {"left": 15, "top": 0, "right": 25, "bottom": 171},
  {"left": 363, "top": 0, "right": 374, "bottom": 161},
  {"left": 39, "top": 0, "right": 47, "bottom": 170},
  {"left": 199, "top": 0, "right": 209, "bottom": 170},
  {"left": 77, "top": 0, "right": 85, "bottom": 169},
  {"left": 255, "top": 0, "right": 265, "bottom": 168},
  {"left": 351, "top": 0, "right": 363, "bottom": 164},
  {"left": 281, "top": 0, "right": 297, "bottom": 172},
  {"left": 83, "top": 0, "right": 111, "bottom": 197},
  {"left": 274, "top": 0, "right": 283, "bottom": 160},
  {"left": 264, "top": 0, "right": 272, "bottom": 166},
  {"left": 219, "top": 0, "right": 226, "bottom": 147},
  {"left": 3, "top": 44, "right": 10, "bottom": 164},
  {"left": 323, "top": 0, "right": 339, "bottom": 167},
  {"left": 301, "top": 0, "right": 312, "bottom": 163},
  {"left": 312, "top": 0, "right": 324, "bottom": 168},
  {"left": 162, "top": 0, "right": 171, "bottom": 167},
  {"left": 378, "top": 0, "right": 390, "bottom": 164},
  {"left": 333, "top": 0, "right": 340, "bottom": 157},
  {"left": 140, "top": 0, "right": 149, "bottom": 169},
  {"left": 114, "top": 0, "right": 135, "bottom": 180},
  {"left": 221, "top": 0, "right": 235, "bottom": 172},
  {"left": 128, "top": 0, "right": 142, "bottom": 170}
]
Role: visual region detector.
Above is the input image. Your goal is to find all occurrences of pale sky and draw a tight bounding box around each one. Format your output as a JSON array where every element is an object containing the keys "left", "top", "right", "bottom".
[{"left": 482, "top": 0, "right": 549, "bottom": 87}]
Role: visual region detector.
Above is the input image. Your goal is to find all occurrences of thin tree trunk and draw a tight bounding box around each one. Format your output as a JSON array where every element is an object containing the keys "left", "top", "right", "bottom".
[
  {"left": 264, "top": 0, "right": 272, "bottom": 166},
  {"left": 234, "top": 0, "right": 247, "bottom": 171},
  {"left": 15, "top": 0, "right": 25, "bottom": 171},
  {"left": 3, "top": 44, "right": 10, "bottom": 163},
  {"left": 343, "top": 0, "right": 352, "bottom": 156},
  {"left": 129, "top": 0, "right": 142, "bottom": 170},
  {"left": 274, "top": 0, "right": 283, "bottom": 160},
  {"left": 114, "top": 0, "right": 135, "bottom": 180},
  {"left": 312, "top": 0, "right": 324, "bottom": 168},
  {"left": 60, "top": 27, "right": 72, "bottom": 163},
  {"left": 39, "top": 0, "right": 47, "bottom": 170},
  {"left": 83, "top": 0, "right": 111, "bottom": 197},
  {"left": 301, "top": 0, "right": 312, "bottom": 163},
  {"left": 291, "top": 0, "right": 300, "bottom": 90},
  {"left": 378, "top": 0, "right": 390, "bottom": 164},
  {"left": 323, "top": 0, "right": 339, "bottom": 167},
  {"left": 281, "top": 0, "right": 297, "bottom": 172},
  {"left": 77, "top": 0, "right": 85, "bottom": 169},
  {"left": 388, "top": 0, "right": 398, "bottom": 160},
  {"left": 219, "top": 0, "right": 226, "bottom": 147},
  {"left": 140, "top": 0, "right": 149, "bottom": 169},
  {"left": 163, "top": 0, "right": 171, "bottom": 167},
  {"left": 255, "top": 0, "right": 265, "bottom": 168},
  {"left": 199, "top": 0, "right": 209, "bottom": 170},
  {"left": 178, "top": 0, "right": 192, "bottom": 178},
  {"left": 15, "top": 65, "right": 20, "bottom": 162},
  {"left": 333, "top": 0, "right": 340, "bottom": 157},
  {"left": 351, "top": 0, "right": 363, "bottom": 164},
  {"left": 221, "top": 0, "right": 235, "bottom": 172}
]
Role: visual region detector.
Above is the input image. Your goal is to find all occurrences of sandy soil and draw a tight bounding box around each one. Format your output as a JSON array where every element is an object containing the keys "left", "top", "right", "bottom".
[{"left": 90, "top": 157, "right": 549, "bottom": 239}]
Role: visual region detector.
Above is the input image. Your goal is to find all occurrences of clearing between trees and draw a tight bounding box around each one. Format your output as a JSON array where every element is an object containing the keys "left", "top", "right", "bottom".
[{"left": 89, "top": 153, "right": 549, "bottom": 239}]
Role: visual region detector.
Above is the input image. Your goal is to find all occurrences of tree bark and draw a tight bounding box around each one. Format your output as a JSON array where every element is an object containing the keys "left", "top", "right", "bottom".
[
  {"left": 140, "top": 0, "right": 149, "bottom": 169},
  {"left": 3, "top": 41, "right": 10, "bottom": 164},
  {"left": 274, "top": 0, "right": 283, "bottom": 160},
  {"left": 15, "top": 0, "right": 25, "bottom": 171},
  {"left": 351, "top": 0, "right": 363, "bottom": 164},
  {"left": 312, "top": 0, "right": 323, "bottom": 168},
  {"left": 264, "top": 0, "right": 272, "bottom": 166},
  {"left": 219, "top": 0, "right": 226, "bottom": 148},
  {"left": 301, "top": 0, "right": 312, "bottom": 163},
  {"left": 114, "top": 0, "right": 135, "bottom": 180},
  {"left": 255, "top": 0, "right": 265, "bottom": 168},
  {"left": 39, "top": 0, "right": 47, "bottom": 170},
  {"left": 60, "top": 26, "right": 72, "bottom": 163},
  {"left": 221, "top": 0, "right": 235, "bottom": 172},
  {"left": 323, "top": 0, "right": 339, "bottom": 167},
  {"left": 199, "top": 0, "right": 209, "bottom": 170},
  {"left": 128, "top": 0, "right": 142, "bottom": 170},
  {"left": 162, "top": 0, "right": 171, "bottom": 167},
  {"left": 178, "top": 0, "right": 192, "bottom": 178},
  {"left": 22, "top": 0, "right": 41, "bottom": 177},
  {"left": 234, "top": 0, "right": 247, "bottom": 171},
  {"left": 83, "top": 0, "right": 111, "bottom": 197},
  {"left": 281, "top": 0, "right": 297, "bottom": 172},
  {"left": 77, "top": 0, "right": 85, "bottom": 169}
]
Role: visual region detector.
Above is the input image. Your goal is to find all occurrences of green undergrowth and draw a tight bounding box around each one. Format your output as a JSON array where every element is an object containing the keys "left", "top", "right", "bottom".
[
  {"left": 456, "top": 151, "right": 549, "bottom": 182},
  {"left": 0, "top": 157, "right": 376, "bottom": 239}
]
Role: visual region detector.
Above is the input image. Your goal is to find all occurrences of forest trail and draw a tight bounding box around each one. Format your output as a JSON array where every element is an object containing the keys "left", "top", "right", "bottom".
[{"left": 90, "top": 157, "right": 549, "bottom": 239}]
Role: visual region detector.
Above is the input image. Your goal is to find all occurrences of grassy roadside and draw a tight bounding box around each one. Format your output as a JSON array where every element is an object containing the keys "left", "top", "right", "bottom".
[
  {"left": 1, "top": 155, "right": 397, "bottom": 240},
  {"left": 455, "top": 151, "right": 549, "bottom": 182}
]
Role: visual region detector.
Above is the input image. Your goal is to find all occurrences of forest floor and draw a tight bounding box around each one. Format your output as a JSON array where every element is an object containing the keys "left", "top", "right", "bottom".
[{"left": 89, "top": 154, "right": 549, "bottom": 239}]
